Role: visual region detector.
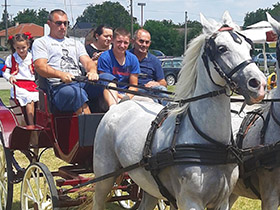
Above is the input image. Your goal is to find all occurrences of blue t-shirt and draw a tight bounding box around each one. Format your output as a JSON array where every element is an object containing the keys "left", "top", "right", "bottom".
[
  {"left": 98, "top": 49, "right": 140, "bottom": 89},
  {"left": 130, "top": 49, "right": 164, "bottom": 86}
]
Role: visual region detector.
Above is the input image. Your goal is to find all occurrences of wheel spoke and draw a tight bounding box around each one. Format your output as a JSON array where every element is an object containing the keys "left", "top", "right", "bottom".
[
  {"left": 26, "top": 179, "right": 38, "bottom": 203},
  {"left": 21, "top": 163, "right": 58, "bottom": 210},
  {"left": 0, "top": 181, "right": 7, "bottom": 194}
]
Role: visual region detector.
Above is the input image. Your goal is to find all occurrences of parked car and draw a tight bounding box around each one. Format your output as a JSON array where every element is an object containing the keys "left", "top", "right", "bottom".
[
  {"left": 253, "top": 53, "right": 277, "bottom": 67},
  {"left": 160, "top": 57, "right": 183, "bottom": 86},
  {"left": 0, "top": 58, "right": 6, "bottom": 77},
  {"left": 149, "top": 49, "right": 165, "bottom": 57}
]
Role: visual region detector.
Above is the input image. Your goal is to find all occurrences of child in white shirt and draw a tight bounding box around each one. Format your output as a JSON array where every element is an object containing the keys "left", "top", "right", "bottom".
[{"left": 3, "top": 33, "right": 39, "bottom": 125}]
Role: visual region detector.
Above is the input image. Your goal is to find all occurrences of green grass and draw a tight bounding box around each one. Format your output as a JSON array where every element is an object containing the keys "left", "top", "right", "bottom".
[
  {"left": 0, "top": 89, "right": 9, "bottom": 105},
  {"left": 0, "top": 89, "right": 264, "bottom": 209}
]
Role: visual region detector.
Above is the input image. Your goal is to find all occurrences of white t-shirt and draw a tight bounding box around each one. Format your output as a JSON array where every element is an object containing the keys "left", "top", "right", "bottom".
[
  {"left": 3, "top": 52, "right": 35, "bottom": 81},
  {"left": 32, "top": 35, "right": 87, "bottom": 85}
]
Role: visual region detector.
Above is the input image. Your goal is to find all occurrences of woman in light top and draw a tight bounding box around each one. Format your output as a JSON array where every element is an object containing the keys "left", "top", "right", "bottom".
[{"left": 85, "top": 25, "right": 113, "bottom": 63}]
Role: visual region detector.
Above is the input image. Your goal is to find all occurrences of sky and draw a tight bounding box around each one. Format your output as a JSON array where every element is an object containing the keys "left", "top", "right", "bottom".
[{"left": 1, "top": 0, "right": 279, "bottom": 26}]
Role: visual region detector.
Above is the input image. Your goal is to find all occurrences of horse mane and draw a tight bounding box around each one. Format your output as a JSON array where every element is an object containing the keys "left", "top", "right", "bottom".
[{"left": 172, "top": 33, "right": 207, "bottom": 114}]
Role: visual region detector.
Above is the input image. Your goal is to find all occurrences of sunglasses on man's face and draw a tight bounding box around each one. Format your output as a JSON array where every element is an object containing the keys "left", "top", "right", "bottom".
[
  {"left": 52, "top": 21, "right": 70, "bottom": 27},
  {"left": 138, "top": 39, "right": 151, "bottom": 44}
]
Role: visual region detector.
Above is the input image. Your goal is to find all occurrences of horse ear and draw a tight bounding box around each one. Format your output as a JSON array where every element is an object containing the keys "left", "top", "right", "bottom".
[
  {"left": 267, "top": 12, "right": 280, "bottom": 36},
  {"left": 200, "top": 13, "right": 218, "bottom": 35},
  {"left": 222, "top": 11, "right": 240, "bottom": 30}
]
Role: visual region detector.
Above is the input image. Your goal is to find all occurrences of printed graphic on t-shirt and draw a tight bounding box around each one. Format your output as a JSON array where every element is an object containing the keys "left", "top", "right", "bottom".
[
  {"left": 60, "top": 48, "right": 80, "bottom": 75},
  {"left": 112, "top": 66, "right": 131, "bottom": 76}
]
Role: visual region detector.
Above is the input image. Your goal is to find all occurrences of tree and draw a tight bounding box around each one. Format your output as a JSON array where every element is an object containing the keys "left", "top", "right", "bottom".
[
  {"left": 36, "top": 9, "right": 49, "bottom": 26},
  {"left": 243, "top": 3, "right": 280, "bottom": 28},
  {"left": 144, "top": 20, "right": 183, "bottom": 56},
  {"left": 77, "top": 1, "right": 133, "bottom": 30},
  {"left": 143, "top": 19, "right": 202, "bottom": 56},
  {"left": 10, "top": 8, "right": 49, "bottom": 27},
  {"left": 243, "top": 8, "right": 270, "bottom": 28},
  {"left": 13, "top": 9, "right": 38, "bottom": 24},
  {"left": 186, "top": 20, "right": 202, "bottom": 43},
  {"left": 0, "top": 13, "right": 13, "bottom": 30}
]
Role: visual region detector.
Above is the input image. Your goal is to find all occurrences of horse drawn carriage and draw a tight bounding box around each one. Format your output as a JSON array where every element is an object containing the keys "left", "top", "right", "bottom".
[
  {"left": 0, "top": 79, "right": 144, "bottom": 209},
  {"left": 1, "top": 10, "right": 278, "bottom": 210}
]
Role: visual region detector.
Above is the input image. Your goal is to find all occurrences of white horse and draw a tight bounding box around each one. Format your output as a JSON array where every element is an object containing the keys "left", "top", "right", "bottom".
[
  {"left": 93, "top": 11, "right": 266, "bottom": 210},
  {"left": 230, "top": 13, "right": 280, "bottom": 210}
]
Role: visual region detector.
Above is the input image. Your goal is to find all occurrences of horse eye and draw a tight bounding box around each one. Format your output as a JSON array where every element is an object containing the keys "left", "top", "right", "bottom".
[{"left": 217, "top": 45, "right": 227, "bottom": 54}]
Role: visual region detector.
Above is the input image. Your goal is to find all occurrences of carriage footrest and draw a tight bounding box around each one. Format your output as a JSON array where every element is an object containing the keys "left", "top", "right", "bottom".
[
  {"left": 18, "top": 124, "right": 44, "bottom": 131},
  {"left": 9, "top": 125, "right": 44, "bottom": 150}
]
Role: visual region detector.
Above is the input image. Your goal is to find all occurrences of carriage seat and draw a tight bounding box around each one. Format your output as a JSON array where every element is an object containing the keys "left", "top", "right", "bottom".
[
  {"left": 36, "top": 75, "right": 105, "bottom": 164},
  {"left": 9, "top": 84, "right": 39, "bottom": 126}
]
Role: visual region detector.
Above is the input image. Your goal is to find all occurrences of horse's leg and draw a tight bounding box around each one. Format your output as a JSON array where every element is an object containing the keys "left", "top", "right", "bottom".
[
  {"left": 92, "top": 177, "right": 115, "bottom": 210},
  {"left": 258, "top": 170, "right": 280, "bottom": 210},
  {"left": 137, "top": 191, "right": 158, "bottom": 210}
]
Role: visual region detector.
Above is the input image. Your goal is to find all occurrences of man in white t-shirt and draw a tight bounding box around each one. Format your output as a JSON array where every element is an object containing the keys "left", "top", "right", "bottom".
[{"left": 32, "top": 9, "right": 117, "bottom": 114}]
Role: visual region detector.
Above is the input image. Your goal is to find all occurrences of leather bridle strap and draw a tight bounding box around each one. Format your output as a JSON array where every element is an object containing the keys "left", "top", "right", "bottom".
[
  {"left": 202, "top": 29, "right": 255, "bottom": 91},
  {"left": 175, "top": 88, "right": 227, "bottom": 106},
  {"left": 227, "top": 59, "right": 254, "bottom": 78}
]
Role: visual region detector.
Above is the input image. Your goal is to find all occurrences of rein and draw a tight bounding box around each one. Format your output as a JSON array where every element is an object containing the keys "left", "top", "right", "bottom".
[
  {"left": 230, "top": 97, "right": 280, "bottom": 103},
  {"left": 66, "top": 28, "right": 255, "bottom": 206},
  {"left": 73, "top": 76, "right": 228, "bottom": 104}
]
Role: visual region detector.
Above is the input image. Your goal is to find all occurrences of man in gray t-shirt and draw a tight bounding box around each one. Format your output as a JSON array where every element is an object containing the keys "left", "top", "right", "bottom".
[{"left": 32, "top": 9, "right": 117, "bottom": 114}]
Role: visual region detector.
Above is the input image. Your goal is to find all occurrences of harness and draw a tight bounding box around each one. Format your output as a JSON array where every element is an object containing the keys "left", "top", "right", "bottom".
[
  {"left": 142, "top": 105, "right": 242, "bottom": 209},
  {"left": 61, "top": 26, "right": 256, "bottom": 208},
  {"left": 236, "top": 102, "right": 280, "bottom": 199},
  {"left": 140, "top": 26, "right": 254, "bottom": 208}
]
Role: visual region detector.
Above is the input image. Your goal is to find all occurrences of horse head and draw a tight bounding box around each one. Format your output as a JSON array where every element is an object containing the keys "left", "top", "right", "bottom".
[{"left": 199, "top": 11, "right": 266, "bottom": 105}]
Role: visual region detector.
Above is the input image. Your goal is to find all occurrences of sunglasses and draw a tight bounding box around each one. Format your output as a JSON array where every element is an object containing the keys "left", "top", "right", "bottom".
[
  {"left": 52, "top": 21, "right": 70, "bottom": 27},
  {"left": 138, "top": 39, "right": 151, "bottom": 44}
]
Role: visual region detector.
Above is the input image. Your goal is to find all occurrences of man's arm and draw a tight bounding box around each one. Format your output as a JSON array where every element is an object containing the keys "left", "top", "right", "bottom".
[
  {"left": 127, "top": 73, "right": 138, "bottom": 99},
  {"left": 80, "top": 55, "right": 98, "bottom": 81},
  {"left": 148, "top": 57, "right": 167, "bottom": 87},
  {"left": 34, "top": 58, "right": 73, "bottom": 83}
]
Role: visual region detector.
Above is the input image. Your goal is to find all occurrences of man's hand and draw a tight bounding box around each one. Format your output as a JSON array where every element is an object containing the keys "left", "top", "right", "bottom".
[
  {"left": 145, "top": 80, "right": 160, "bottom": 87},
  {"left": 87, "top": 72, "right": 99, "bottom": 81},
  {"left": 60, "top": 72, "right": 74, "bottom": 83}
]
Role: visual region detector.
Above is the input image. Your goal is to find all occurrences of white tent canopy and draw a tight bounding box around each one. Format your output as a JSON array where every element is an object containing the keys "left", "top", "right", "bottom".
[
  {"left": 240, "top": 21, "right": 277, "bottom": 75},
  {"left": 241, "top": 21, "right": 275, "bottom": 44}
]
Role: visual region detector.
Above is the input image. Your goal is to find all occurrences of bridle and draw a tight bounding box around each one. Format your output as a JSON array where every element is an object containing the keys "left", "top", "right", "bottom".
[{"left": 202, "top": 26, "right": 255, "bottom": 92}]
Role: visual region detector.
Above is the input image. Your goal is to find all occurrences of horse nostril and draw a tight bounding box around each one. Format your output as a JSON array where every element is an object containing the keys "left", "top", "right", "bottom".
[{"left": 248, "top": 78, "right": 260, "bottom": 88}]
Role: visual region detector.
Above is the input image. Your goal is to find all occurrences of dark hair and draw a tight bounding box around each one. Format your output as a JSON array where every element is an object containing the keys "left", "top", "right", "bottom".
[
  {"left": 48, "top": 9, "right": 67, "bottom": 21},
  {"left": 94, "top": 25, "right": 112, "bottom": 40},
  {"left": 7, "top": 33, "right": 34, "bottom": 53},
  {"left": 113, "top": 27, "right": 131, "bottom": 39}
]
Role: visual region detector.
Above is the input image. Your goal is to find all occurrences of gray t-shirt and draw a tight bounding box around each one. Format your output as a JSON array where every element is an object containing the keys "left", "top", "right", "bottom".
[{"left": 32, "top": 35, "right": 87, "bottom": 85}]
